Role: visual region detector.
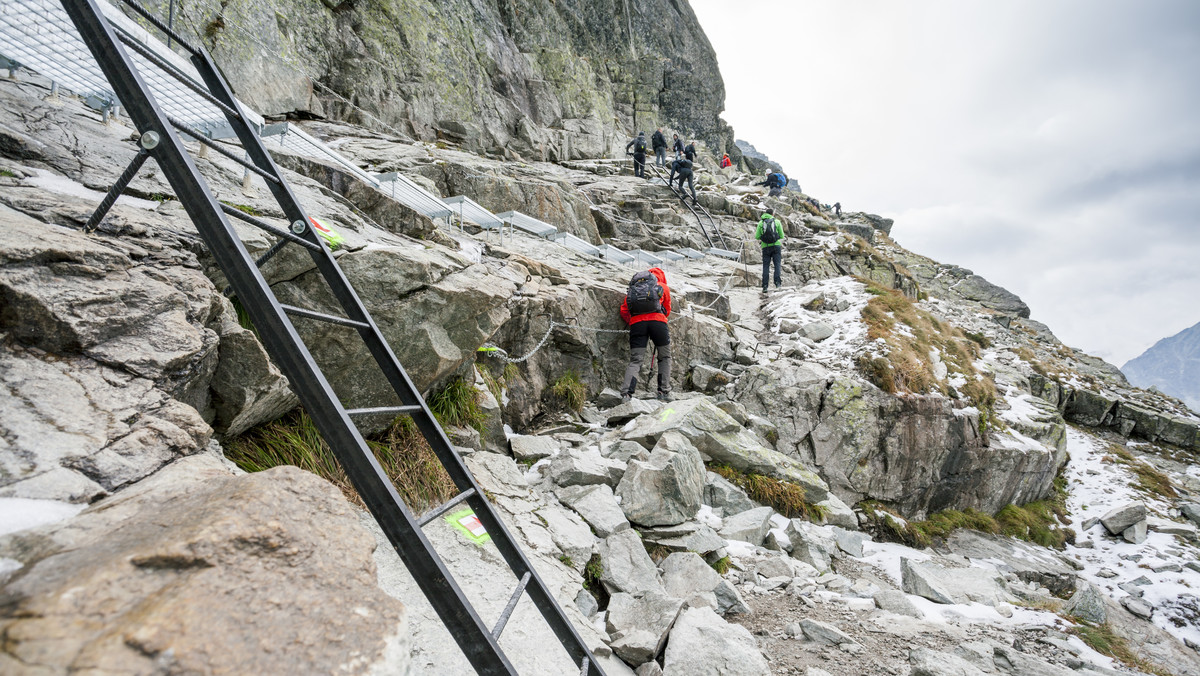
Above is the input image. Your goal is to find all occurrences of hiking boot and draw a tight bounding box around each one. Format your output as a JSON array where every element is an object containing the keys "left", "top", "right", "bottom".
[
  {"left": 656, "top": 392, "right": 673, "bottom": 402},
  {"left": 621, "top": 394, "right": 631, "bottom": 404}
]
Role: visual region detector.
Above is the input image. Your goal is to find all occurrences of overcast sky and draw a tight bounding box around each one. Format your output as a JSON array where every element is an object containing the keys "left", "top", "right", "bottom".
[{"left": 691, "top": 0, "right": 1200, "bottom": 366}]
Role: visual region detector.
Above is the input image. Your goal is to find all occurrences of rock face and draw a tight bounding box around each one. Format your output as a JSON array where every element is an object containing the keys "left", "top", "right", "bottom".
[
  {"left": 615, "top": 431, "right": 706, "bottom": 526},
  {"left": 138, "top": 0, "right": 738, "bottom": 161},
  {"left": 734, "top": 365, "right": 1065, "bottom": 516},
  {"left": 0, "top": 456, "right": 410, "bottom": 674}
]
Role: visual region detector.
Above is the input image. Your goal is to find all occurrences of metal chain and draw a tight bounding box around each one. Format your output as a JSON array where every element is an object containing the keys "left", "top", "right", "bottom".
[{"left": 480, "top": 319, "right": 629, "bottom": 364}]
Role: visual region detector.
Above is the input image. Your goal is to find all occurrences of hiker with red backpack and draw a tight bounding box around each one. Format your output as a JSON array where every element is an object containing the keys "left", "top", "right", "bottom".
[
  {"left": 619, "top": 267, "right": 672, "bottom": 402},
  {"left": 756, "top": 207, "right": 785, "bottom": 293},
  {"left": 719, "top": 154, "right": 732, "bottom": 169}
]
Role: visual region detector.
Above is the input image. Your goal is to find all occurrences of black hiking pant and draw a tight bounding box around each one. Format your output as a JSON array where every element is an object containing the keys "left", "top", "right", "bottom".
[
  {"left": 762, "top": 245, "right": 782, "bottom": 291},
  {"left": 674, "top": 171, "right": 696, "bottom": 201},
  {"left": 632, "top": 152, "right": 646, "bottom": 178},
  {"left": 621, "top": 320, "right": 671, "bottom": 396}
]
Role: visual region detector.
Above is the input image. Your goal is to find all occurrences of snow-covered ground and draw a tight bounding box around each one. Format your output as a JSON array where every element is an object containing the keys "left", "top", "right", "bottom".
[
  {"left": 765, "top": 276, "right": 875, "bottom": 372},
  {"left": 1063, "top": 427, "right": 1200, "bottom": 647}
]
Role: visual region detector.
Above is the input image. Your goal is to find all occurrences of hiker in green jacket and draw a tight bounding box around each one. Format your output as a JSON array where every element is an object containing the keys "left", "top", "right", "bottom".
[{"left": 755, "top": 208, "right": 785, "bottom": 293}]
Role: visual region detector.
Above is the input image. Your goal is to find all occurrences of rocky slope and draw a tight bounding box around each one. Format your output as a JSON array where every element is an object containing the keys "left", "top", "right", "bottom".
[
  {"left": 1123, "top": 321, "right": 1200, "bottom": 414},
  {"left": 3, "top": 40, "right": 1200, "bottom": 676},
  {"left": 125, "top": 0, "right": 738, "bottom": 162}
]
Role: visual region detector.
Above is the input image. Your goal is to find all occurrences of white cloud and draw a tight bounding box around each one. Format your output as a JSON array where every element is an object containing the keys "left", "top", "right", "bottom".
[{"left": 692, "top": 0, "right": 1200, "bottom": 365}]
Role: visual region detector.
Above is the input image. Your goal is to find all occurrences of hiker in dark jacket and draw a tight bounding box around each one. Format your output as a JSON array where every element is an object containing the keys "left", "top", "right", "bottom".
[
  {"left": 683, "top": 140, "right": 697, "bottom": 162},
  {"left": 619, "top": 267, "right": 672, "bottom": 401},
  {"left": 834, "top": 202, "right": 842, "bottom": 217},
  {"left": 672, "top": 134, "right": 684, "bottom": 159},
  {"left": 668, "top": 157, "right": 697, "bottom": 203},
  {"left": 757, "top": 171, "right": 787, "bottom": 197},
  {"left": 651, "top": 128, "right": 667, "bottom": 166},
  {"left": 755, "top": 208, "right": 785, "bottom": 293},
  {"left": 625, "top": 131, "right": 648, "bottom": 178}
]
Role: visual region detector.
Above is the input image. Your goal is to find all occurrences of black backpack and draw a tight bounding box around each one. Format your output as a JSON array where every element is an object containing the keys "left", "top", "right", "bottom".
[
  {"left": 626, "top": 271, "right": 664, "bottom": 315},
  {"left": 635, "top": 137, "right": 647, "bottom": 153},
  {"left": 760, "top": 215, "right": 780, "bottom": 245}
]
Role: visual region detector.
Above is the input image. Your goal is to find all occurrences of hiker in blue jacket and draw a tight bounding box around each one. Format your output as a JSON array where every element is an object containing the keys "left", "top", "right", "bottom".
[
  {"left": 757, "top": 171, "right": 788, "bottom": 197},
  {"left": 756, "top": 207, "right": 785, "bottom": 293}
]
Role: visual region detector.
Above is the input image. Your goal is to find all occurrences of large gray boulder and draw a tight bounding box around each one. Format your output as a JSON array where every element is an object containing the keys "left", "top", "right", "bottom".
[
  {"left": 900, "top": 558, "right": 1013, "bottom": 607},
  {"left": 703, "top": 472, "right": 758, "bottom": 516},
  {"left": 597, "top": 529, "right": 664, "bottom": 595},
  {"left": 660, "top": 552, "right": 749, "bottom": 615},
  {"left": 616, "top": 431, "right": 705, "bottom": 527},
  {"left": 555, "top": 484, "right": 630, "bottom": 537},
  {"left": 909, "top": 647, "right": 989, "bottom": 676},
  {"left": 535, "top": 505, "right": 595, "bottom": 573},
  {"left": 873, "top": 589, "right": 923, "bottom": 618},
  {"left": 0, "top": 455, "right": 410, "bottom": 674},
  {"left": 799, "top": 618, "right": 858, "bottom": 647},
  {"left": 640, "top": 521, "right": 726, "bottom": 557},
  {"left": 510, "top": 434, "right": 559, "bottom": 462},
  {"left": 1101, "top": 501, "right": 1147, "bottom": 535},
  {"left": 549, "top": 447, "right": 625, "bottom": 488},
  {"left": 786, "top": 519, "right": 835, "bottom": 572},
  {"left": 1063, "top": 582, "right": 1108, "bottom": 624},
  {"left": 945, "top": 530, "right": 1078, "bottom": 597},
  {"left": 605, "top": 591, "right": 684, "bottom": 665},
  {"left": 622, "top": 397, "right": 829, "bottom": 502},
  {"left": 718, "top": 506, "right": 774, "bottom": 545},
  {"left": 661, "top": 607, "right": 770, "bottom": 676}
]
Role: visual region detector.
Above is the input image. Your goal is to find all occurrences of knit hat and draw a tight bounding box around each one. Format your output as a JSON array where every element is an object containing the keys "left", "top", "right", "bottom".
[{"left": 638, "top": 131, "right": 645, "bottom": 136}]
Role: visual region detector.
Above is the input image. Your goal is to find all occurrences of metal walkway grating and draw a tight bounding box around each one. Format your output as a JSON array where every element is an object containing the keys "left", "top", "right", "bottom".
[
  {"left": 495, "top": 210, "right": 557, "bottom": 239},
  {"left": 374, "top": 171, "right": 453, "bottom": 220},
  {"left": 445, "top": 195, "right": 504, "bottom": 231},
  {"left": 552, "top": 231, "right": 601, "bottom": 257}
]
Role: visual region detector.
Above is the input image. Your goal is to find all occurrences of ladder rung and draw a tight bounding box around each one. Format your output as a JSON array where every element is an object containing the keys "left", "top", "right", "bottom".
[
  {"left": 117, "top": 0, "right": 201, "bottom": 55},
  {"left": 345, "top": 405, "right": 424, "bottom": 417},
  {"left": 416, "top": 488, "right": 477, "bottom": 528},
  {"left": 218, "top": 204, "right": 322, "bottom": 253},
  {"left": 254, "top": 238, "right": 289, "bottom": 267},
  {"left": 169, "top": 117, "right": 282, "bottom": 185},
  {"left": 280, "top": 304, "right": 370, "bottom": 329},
  {"left": 491, "top": 571, "right": 531, "bottom": 640}
]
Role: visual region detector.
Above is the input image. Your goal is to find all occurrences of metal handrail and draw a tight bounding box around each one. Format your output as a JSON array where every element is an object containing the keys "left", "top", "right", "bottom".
[{"left": 645, "top": 162, "right": 729, "bottom": 250}]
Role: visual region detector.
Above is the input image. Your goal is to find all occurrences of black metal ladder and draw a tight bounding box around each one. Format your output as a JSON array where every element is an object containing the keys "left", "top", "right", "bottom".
[
  {"left": 59, "top": 0, "right": 603, "bottom": 673},
  {"left": 646, "top": 161, "right": 729, "bottom": 250}
]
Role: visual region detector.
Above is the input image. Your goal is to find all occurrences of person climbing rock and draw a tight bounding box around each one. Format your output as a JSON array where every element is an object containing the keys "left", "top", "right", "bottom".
[
  {"left": 757, "top": 170, "right": 788, "bottom": 197},
  {"left": 619, "top": 267, "right": 672, "bottom": 401},
  {"left": 672, "top": 134, "right": 684, "bottom": 160},
  {"left": 668, "top": 157, "right": 697, "bottom": 203},
  {"left": 683, "top": 139, "right": 697, "bottom": 162},
  {"left": 756, "top": 207, "right": 784, "bottom": 293},
  {"left": 719, "top": 153, "right": 732, "bottom": 169},
  {"left": 652, "top": 128, "right": 667, "bottom": 167},
  {"left": 834, "top": 202, "right": 842, "bottom": 217},
  {"left": 625, "top": 131, "right": 648, "bottom": 178}
]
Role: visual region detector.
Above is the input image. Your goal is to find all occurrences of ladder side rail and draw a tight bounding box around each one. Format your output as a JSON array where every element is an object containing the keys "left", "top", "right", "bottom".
[
  {"left": 192, "top": 41, "right": 606, "bottom": 676},
  {"left": 57, "top": 1, "right": 518, "bottom": 673}
]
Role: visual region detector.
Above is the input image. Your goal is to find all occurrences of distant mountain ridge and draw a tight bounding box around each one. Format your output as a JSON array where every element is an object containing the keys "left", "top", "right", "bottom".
[{"left": 1122, "top": 320, "right": 1200, "bottom": 413}]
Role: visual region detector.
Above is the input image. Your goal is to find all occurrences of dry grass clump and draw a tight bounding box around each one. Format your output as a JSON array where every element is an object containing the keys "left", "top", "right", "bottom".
[
  {"left": 552, "top": 370, "right": 586, "bottom": 412},
  {"left": 1070, "top": 622, "right": 1172, "bottom": 676},
  {"left": 861, "top": 475, "right": 1072, "bottom": 551},
  {"left": 1105, "top": 444, "right": 1178, "bottom": 499},
  {"left": 710, "top": 464, "right": 826, "bottom": 521},
  {"left": 856, "top": 282, "right": 998, "bottom": 428},
  {"left": 225, "top": 409, "right": 457, "bottom": 514}
]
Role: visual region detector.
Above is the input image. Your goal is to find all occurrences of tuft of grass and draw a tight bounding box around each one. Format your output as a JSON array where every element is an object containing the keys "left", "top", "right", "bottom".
[
  {"left": 0, "top": 169, "right": 18, "bottom": 178},
  {"left": 552, "top": 370, "right": 586, "bottom": 412},
  {"left": 477, "top": 362, "right": 517, "bottom": 404},
  {"left": 1107, "top": 444, "right": 1177, "bottom": 498},
  {"left": 583, "top": 553, "right": 607, "bottom": 603},
  {"left": 762, "top": 427, "right": 779, "bottom": 445},
  {"left": 225, "top": 409, "right": 456, "bottom": 514},
  {"left": 964, "top": 331, "right": 991, "bottom": 348},
  {"left": 229, "top": 296, "right": 259, "bottom": 338},
  {"left": 862, "top": 474, "right": 1072, "bottom": 551},
  {"left": 429, "top": 377, "right": 486, "bottom": 436},
  {"left": 710, "top": 556, "right": 731, "bottom": 575},
  {"left": 1071, "top": 622, "right": 1172, "bottom": 676},
  {"left": 710, "top": 464, "right": 825, "bottom": 521},
  {"left": 559, "top": 554, "right": 575, "bottom": 568}
]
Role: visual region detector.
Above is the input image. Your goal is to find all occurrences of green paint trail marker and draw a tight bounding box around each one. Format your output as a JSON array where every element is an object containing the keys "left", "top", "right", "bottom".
[
  {"left": 447, "top": 507, "right": 491, "bottom": 546},
  {"left": 660, "top": 407, "right": 676, "bottom": 422}
]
